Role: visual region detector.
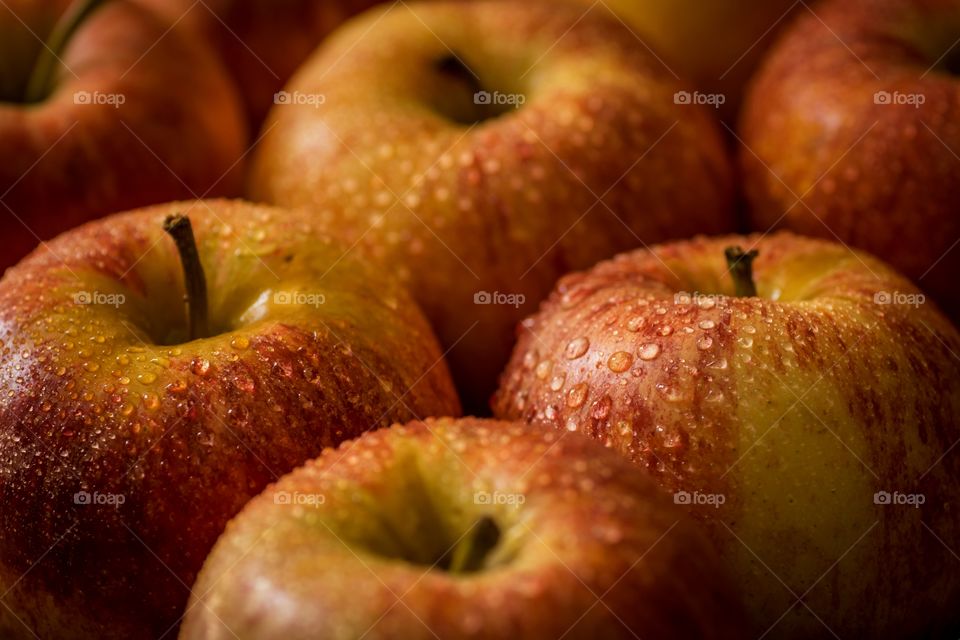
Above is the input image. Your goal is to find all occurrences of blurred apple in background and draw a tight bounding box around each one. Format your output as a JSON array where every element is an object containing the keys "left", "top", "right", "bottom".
[
  {"left": 138, "top": 0, "right": 380, "bottom": 131},
  {"left": 0, "top": 0, "right": 247, "bottom": 271},
  {"left": 567, "top": 0, "right": 801, "bottom": 122},
  {"left": 739, "top": 0, "right": 960, "bottom": 319},
  {"left": 181, "top": 417, "right": 746, "bottom": 640},
  {"left": 0, "top": 200, "right": 459, "bottom": 638},
  {"left": 249, "top": 0, "right": 735, "bottom": 411},
  {"left": 494, "top": 233, "right": 960, "bottom": 637}
]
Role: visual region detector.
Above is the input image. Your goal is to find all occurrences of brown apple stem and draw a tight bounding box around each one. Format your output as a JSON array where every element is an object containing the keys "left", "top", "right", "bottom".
[
  {"left": 445, "top": 515, "right": 500, "bottom": 574},
  {"left": 725, "top": 246, "right": 759, "bottom": 297},
  {"left": 163, "top": 214, "right": 209, "bottom": 341},
  {"left": 24, "top": 0, "right": 109, "bottom": 103}
]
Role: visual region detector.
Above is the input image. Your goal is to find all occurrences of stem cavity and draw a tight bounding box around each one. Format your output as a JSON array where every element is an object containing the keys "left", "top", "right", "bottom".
[{"left": 725, "top": 246, "right": 759, "bottom": 298}]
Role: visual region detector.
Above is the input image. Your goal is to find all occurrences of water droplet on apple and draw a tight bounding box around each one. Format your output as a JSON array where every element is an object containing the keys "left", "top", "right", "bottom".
[
  {"left": 137, "top": 372, "right": 157, "bottom": 385},
  {"left": 699, "top": 320, "right": 716, "bottom": 329},
  {"left": 84, "top": 362, "right": 99, "bottom": 372},
  {"left": 592, "top": 395, "right": 612, "bottom": 420},
  {"left": 565, "top": 337, "right": 590, "bottom": 360},
  {"left": 535, "top": 360, "right": 552, "bottom": 379},
  {"left": 638, "top": 343, "right": 660, "bottom": 360},
  {"left": 142, "top": 393, "right": 160, "bottom": 410},
  {"left": 567, "top": 383, "right": 588, "bottom": 408},
  {"left": 549, "top": 372, "right": 566, "bottom": 391},
  {"left": 190, "top": 358, "right": 211, "bottom": 376},
  {"left": 739, "top": 336, "right": 753, "bottom": 348},
  {"left": 707, "top": 357, "right": 728, "bottom": 370},
  {"left": 607, "top": 351, "right": 633, "bottom": 373},
  {"left": 626, "top": 316, "right": 645, "bottom": 332},
  {"left": 544, "top": 405, "right": 558, "bottom": 420},
  {"left": 697, "top": 336, "right": 713, "bottom": 350}
]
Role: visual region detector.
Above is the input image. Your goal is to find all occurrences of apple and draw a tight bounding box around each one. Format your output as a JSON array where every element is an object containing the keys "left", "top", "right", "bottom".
[
  {"left": 0, "top": 0, "right": 247, "bottom": 272},
  {"left": 136, "top": 0, "right": 380, "bottom": 130},
  {"left": 493, "top": 232, "right": 960, "bottom": 638},
  {"left": 0, "top": 199, "right": 460, "bottom": 639},
  {"left": 248, "top": 0, "right": 736, "bottom": 411},
  {"left": 739, "top": 0, "right": 960, "bottom": 319},
  {"left": 180, "top": 417, "right": 746, "bottom": 639},
  {"left": 565, "top": 0, "right": 801, "bottom": 121}
]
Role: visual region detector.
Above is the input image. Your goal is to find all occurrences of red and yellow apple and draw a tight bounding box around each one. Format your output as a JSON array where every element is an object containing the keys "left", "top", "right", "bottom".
[
  {"left": 249, "top": 0, "right": 736, "bottom": 411},
  {"left": 739, "top": 0, "right": 960, "bottom": 318},
  {"left": 0, "top": 199, "right": 459, "bottom": 639},
  {"left": 0, "top": 0, "right": 247, "bottom": 271},
  {"left": 495, "top": 233, "right": 960, "bottom": 637},
  {"left": 181, "top": 417, "right": 746, "bottom": 640}
]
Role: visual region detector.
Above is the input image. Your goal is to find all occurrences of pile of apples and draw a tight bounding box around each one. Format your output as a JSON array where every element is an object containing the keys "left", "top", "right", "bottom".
[{"left": 1, "top": 0, "right": 959, "bottom": 638}]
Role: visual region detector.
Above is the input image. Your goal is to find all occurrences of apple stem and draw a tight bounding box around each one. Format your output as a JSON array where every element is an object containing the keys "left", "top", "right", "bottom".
[
  {"left": 725, "top": 246, "right": 759, "bottom": 297},
  {"left": 445, "top": 515, "right": 500, "bottom": 574},
  {"left": 24, "top": 0, "right": 108, "bottom": 103},
  {"left": 163, "top": 214, "right": 210, "bottom": 341}
]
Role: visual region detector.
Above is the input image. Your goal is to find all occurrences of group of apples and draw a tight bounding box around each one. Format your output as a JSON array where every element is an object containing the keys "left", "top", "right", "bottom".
[{"left": 0, "top": 0, "right": 959, "bottom": 639}]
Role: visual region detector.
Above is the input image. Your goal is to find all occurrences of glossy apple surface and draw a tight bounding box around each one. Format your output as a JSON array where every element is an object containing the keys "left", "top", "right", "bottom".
[
  {"left": 0, "top": 0, "right": 247, "bottom": 271},
  {"left": 0, "top": 199, "right": 460, "bottom": 639},
  {"left": 494, "top": 233, "right": 960, "bottom": 637},
  {"left": 249, "top": 0, "right": 735, "bottom": 411},
  {"left": 181, "top": 417, "right": 745, "bottom": 640},
  {"left": 740, "top": 0, "right": 960, "bottom": 318}
]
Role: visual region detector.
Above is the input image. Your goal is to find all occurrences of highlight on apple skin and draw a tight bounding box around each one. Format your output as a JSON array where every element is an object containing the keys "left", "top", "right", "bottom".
[
  {"left": 494, "top": 232, "right": 960, "bottom": 638},
  {"left": 739, "top": 0, "right": 960, "bottom": 319},
  {"left": 0, "top": 199, "right": 460, "bottom": 639},
  {"left": 0, "top": 0, "right": 247, "bottom": 271},
  {"left": 248, "top": 0, "right": 736, "bottom": 411},
  {"left": 180, "top": 417, "right": 746, "bottom": 640}
]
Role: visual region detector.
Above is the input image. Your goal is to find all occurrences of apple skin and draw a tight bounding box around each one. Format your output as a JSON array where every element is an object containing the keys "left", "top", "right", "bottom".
[
  {"left": 136, "top": 0, "right": 381, "bottom": 130},
  {"left": 565, "top": 0, "right": 801, "bottom": 121},
  {"left": 248, "top": 0, "right": 736, "bottom": 412},
  {"left": 180, "top": 417, "right": 746, "bottom": 640},
  {"left": 739, "top": 0, "right": 960, "bottom": 319},
  {"left": 0, "top": 199, "right": 460, "bottom": 639},
  {"left": 0, "top": 0, "right": 247, "bottom": 272},
  {"left": 494, "top": 233, "right": 960, "bottom": 638}
]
